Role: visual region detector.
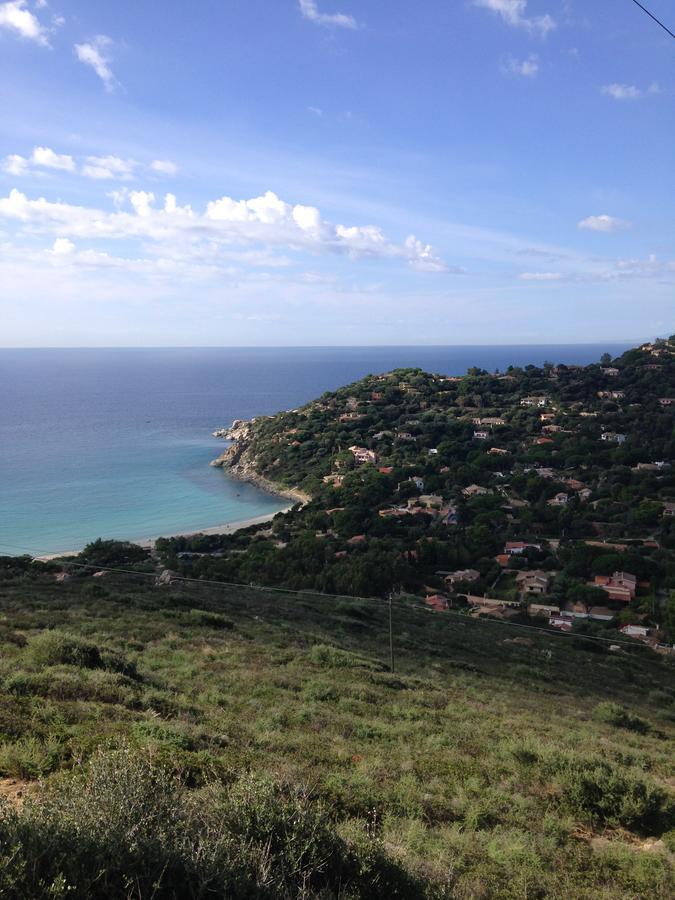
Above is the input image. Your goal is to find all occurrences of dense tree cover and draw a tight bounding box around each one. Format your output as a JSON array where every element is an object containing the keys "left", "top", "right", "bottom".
[{"left": 160, "top": 340, "right": 675, "bottom": 640}]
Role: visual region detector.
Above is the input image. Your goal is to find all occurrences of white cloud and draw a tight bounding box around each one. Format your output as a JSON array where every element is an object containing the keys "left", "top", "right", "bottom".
[
  {"left": 51, "top": 237, "right": 75, "bottom": 255},
  {"left": 472, "top": 0, "right": 555, "bottom": 36},
  {"left": 74, "top": 36, "right": 117, "bottom": 91},
  {"left": 578, "top": 215, "right": 631, "bottom": 233},
  {"left": 2, "top": 154, "right": 29, "bottom": 176},
  {"left": 601, "top": 82, "right": 660, "bottom": 101},
  {"left": 31, "top": 146, "right": 75, "bottom": 172},
  {"left": 504, "top": 54, "right": 539, "bottom": 77},
  {"left": 149, "top": 159, "right": 178, "bottom": 177},
  {"left": 601, "top": 83, "right": 641, "bottom": 101},
  {"left": 3, "top": 146, "right": 75, "bottom": 177},
  {"left": 519, "top": 271, "right": 562, "bottom": 280},
  {"left": 81, "top": 155, "right": 135, "bottom": 180},
  {"left": 307, "top": 106, "right": 324, "bottom": 117},
  {"left": 298, "top": 0, "right": 357, "bottom": 29},
  {"left": 0, "top": 186, "right": 452, "bottom": 274},
  {"left": 0, "top": 0, "right": 49, "bottom": 45}
]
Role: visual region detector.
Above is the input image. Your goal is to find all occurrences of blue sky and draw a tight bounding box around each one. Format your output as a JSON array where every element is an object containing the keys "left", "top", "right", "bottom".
[{"left": 0, "top": 0, "right": 673, "bottom": 346}]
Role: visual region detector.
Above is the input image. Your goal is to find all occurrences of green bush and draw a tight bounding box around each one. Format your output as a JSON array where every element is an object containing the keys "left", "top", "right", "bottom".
[
  {"left": 556, "top": 756, "right": 674, "bottom": 833},
  {"left": 0, "top": 747, "right": 421, "bottom": 899},
  {"left": 594, "top": 701, "right": 651, "bottom": 734},
  {"left": 28, "top": 632, "right": 103, "bottom": 670}
]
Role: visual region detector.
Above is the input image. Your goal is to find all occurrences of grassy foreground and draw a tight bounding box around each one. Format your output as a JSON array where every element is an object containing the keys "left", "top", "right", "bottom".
[{"left": 0, "top": 564, "right": 673, "bottom": 897}]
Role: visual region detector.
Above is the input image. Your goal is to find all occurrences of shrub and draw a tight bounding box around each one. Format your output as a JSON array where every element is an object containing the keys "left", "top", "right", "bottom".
[
  {"left": 307, "top": 643, "right": 377, "bottom": 670},
  {"left": 556, "top": 756, "right": 674, "bottom": 833},
  {"left": 0, "top": 747, "right": 421, "bottom": 898},
  {"left": 28, "top": 632, "right": 102, "bottom": 670},
  {"left": 594, "top": 701, "right": 651, "bottom": 734}
]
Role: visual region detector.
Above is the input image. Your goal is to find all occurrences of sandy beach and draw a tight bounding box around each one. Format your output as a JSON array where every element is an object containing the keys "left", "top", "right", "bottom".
[{"left": 35, "top": 507, "right": 291, "bottom": 562}]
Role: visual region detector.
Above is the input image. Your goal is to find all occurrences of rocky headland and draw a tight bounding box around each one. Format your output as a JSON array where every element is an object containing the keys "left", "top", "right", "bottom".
[{"left": 210, "top": 418, "right": 311, "bottom": 506}]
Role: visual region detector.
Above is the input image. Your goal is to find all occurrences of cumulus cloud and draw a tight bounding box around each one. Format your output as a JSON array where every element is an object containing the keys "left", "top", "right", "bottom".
[
  {"left": 472, "top": 0, "right": 555, "bottom": 36},
  {"left": 2, "top": 154, "right": 30, "bottom": 176},
  {"left": 0, "top": 0, "right": 49, "bottom": 44},
  {"left": 51, "top": 237, "right": 75, "bottom": 255},
  {"left": 298, "top": 0, "right": 357, "bottom": 29},
  {"left": 2, "top": 148, "right": 176, "bottom": 181},
  {"left": 74, "top": 36, "right": 117, "bottom": 91},
  {"left": 0, "top": 186, "right": 451, "bottom": 274},
  {"left": 149, "top": 159, "right": 178, "bottom": 176},
  {"left": 3, "top": 146, "right": 75, "bottom": 177},
  {"left": 578, "top": 215, "right": 631, "bottom": 233},
  {"left": 31, "top": 147, "right": 75, "bottom": 171},
  {"left": 81, "top": 155, "right": 135, "bottom": 180},
  {"left": 504, "top": 54, "right": 539, "bottom": 77}
]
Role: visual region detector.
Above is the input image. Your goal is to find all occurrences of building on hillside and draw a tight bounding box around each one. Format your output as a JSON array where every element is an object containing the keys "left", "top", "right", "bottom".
[
  {"left": 323, "top": 474, "right": 344, "bottom": 486},
  {"left": 504, "top": 540, "right": 542, "bottom": 555},
  {"left": 425, "top": 594, "right": 449, "bottom": 612},
  {"left": 443, "top": 568, "right": 480, "bottom": 586},
  {"left": 547, "top": 492, "right": 569, "bottom": 506},
  {"left": 441, "top": 506, "right": 459, "bottom": 525},
  {"left": 349, "top": 446, "right": 377, "bottom": 465},
  {"left": 593, "top": 571, "right": 637, "bottom": 602},
  {"left": 600, "top": 432, "right": 626, "bottom": 444},
  {"left": 473, "top": 430, "right": 489, "bottom": 440},
  {"left": 620, "top": 624, "right": 651, "bottom": 638},
  {"left": 528, "top": 602, "right": 560, "bottom": 617},
  {"left": 520, "top": 396, "right": 548, "bottom": 407},
  {"left": 601, "top": 367, "right": 620, "bottom": 376},
  {"left": 658, "top": 398, "right": 675, "bottom": 406},
  {"left": 663, "top": 502, "right": 675, "bottom": 518},
  {"left": 516, "top": 570, "right": 550, "bottom": 595},
  {"left": 549, "top": 613, "right": 574, "bottom": 631},
  {"left": 463, "top": 484, "right": 489, "bottom": 497}
]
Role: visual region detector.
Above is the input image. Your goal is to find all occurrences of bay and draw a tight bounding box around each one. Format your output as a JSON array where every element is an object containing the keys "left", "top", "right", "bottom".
[{"left": 0, "top": 344, "right": 631, "bottom": 555}]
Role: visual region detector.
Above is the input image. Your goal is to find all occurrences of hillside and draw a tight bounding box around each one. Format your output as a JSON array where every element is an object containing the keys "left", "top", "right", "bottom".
[
  {"left": 0, "top": 560, "right": 673, "bottom": 897},
  {"left": 167, "top": 339, "right": 675, "bottom": 647}
]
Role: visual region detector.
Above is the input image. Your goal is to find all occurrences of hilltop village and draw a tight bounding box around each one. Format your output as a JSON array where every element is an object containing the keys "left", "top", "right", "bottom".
[{"left": 159, "top": 339, "right": 675, "bottom": 649}]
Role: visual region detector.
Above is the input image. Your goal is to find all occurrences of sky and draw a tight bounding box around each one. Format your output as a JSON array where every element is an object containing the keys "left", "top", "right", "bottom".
[{"left": 0, "top": 0, "right": 673, "bottom": 347}]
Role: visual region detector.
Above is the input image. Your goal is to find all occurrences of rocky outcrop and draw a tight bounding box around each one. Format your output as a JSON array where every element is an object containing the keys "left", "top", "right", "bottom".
[{"left": 210, "top": 419, "right": 311, "bottom": 506}]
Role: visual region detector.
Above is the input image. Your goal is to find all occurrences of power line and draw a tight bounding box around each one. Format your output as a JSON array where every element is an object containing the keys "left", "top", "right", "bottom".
[
  {"left": 0, "top": 540, "right": 663, "bottom": 653},
  {"left": 629, "top": 0, "right": 675, "bottom": 39}
]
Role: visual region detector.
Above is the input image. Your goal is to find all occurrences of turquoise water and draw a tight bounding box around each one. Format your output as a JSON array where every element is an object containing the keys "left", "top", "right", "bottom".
[{"left": 0, "top": 345, "right": 631, "bottom": 555}]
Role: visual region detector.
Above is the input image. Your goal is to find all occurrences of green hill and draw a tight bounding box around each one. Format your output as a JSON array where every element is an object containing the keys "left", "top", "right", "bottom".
[{"left": 0, "top": 560, "right": 673, "bottom": 897}]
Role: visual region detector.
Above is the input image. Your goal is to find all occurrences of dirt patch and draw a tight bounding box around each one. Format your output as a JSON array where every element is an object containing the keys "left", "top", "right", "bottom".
[{"left": 0, "top": 777, "right": 33, "bottom": 810}]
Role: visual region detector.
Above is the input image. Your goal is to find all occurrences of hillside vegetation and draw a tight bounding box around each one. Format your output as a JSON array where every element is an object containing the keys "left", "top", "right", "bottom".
[
  {"left": 0, "top": 561, "right": 673, "bottom": 897},
  {"left": 168, "top": 339, "right": 675, "bottom": 646}
]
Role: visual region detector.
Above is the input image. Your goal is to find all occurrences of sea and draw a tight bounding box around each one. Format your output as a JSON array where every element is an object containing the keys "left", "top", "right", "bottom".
[{"left": 0, "top": 344, "right": 632, "bottom": 556}]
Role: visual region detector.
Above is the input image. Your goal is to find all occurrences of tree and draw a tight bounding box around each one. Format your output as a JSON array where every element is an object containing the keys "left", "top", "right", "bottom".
[{"left": 600, "top": 353, "right": 612, "bottom": 366}]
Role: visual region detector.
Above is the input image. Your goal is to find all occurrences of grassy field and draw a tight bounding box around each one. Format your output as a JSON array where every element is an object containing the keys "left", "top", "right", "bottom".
[{"left": 0, "top": 564, "right": 673, "bottom": 897}]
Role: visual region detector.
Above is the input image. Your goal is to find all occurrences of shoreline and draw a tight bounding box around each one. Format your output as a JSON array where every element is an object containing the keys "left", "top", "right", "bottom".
[{"left": 34, "top": 508, "right": 291, "bottom": 562}]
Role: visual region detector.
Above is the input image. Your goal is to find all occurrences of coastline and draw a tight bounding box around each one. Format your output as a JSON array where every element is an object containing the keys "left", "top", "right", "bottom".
[{"left": 34, "top": 508, "right": 291, "bottom": 562}]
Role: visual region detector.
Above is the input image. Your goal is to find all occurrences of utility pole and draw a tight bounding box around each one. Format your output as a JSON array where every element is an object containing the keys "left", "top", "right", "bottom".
[{"left": 388, "top": 590, "right": 395, "bottom": 673}]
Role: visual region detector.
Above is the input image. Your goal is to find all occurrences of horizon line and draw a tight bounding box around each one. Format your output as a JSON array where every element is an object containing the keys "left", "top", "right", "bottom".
[{"left": 0, "top": 339, "right": 643, "bottom": 351}]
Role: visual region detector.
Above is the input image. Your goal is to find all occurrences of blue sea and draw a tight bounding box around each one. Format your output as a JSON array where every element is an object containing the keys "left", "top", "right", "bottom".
[{"left": 0, "top": 344, "right": 632, "bottom": 556}]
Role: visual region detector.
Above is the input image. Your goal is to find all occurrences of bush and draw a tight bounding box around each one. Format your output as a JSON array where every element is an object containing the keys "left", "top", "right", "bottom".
[
  {"left": 556, "top": 756, "right": 674, "bottom": 833},
  {"left": 28, "top": 632, "right": 102, "bottom": 670},
  {"left": 307, "top": 643, "right": 378, "bottom": 670},
  {"left": 0, "top": 747, "right": 422, "bottom": 898},
  {"left": 27, "top": 632, "right": 137, "bottom": 679},
  {"left": 594, "top": 701, "right": 651, "bottom": 734}
]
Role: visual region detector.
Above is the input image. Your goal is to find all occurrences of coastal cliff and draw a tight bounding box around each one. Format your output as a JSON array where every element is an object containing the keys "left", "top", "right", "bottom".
[{"left": 210, "top": 418, "right": 311, "bottom": 506}]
